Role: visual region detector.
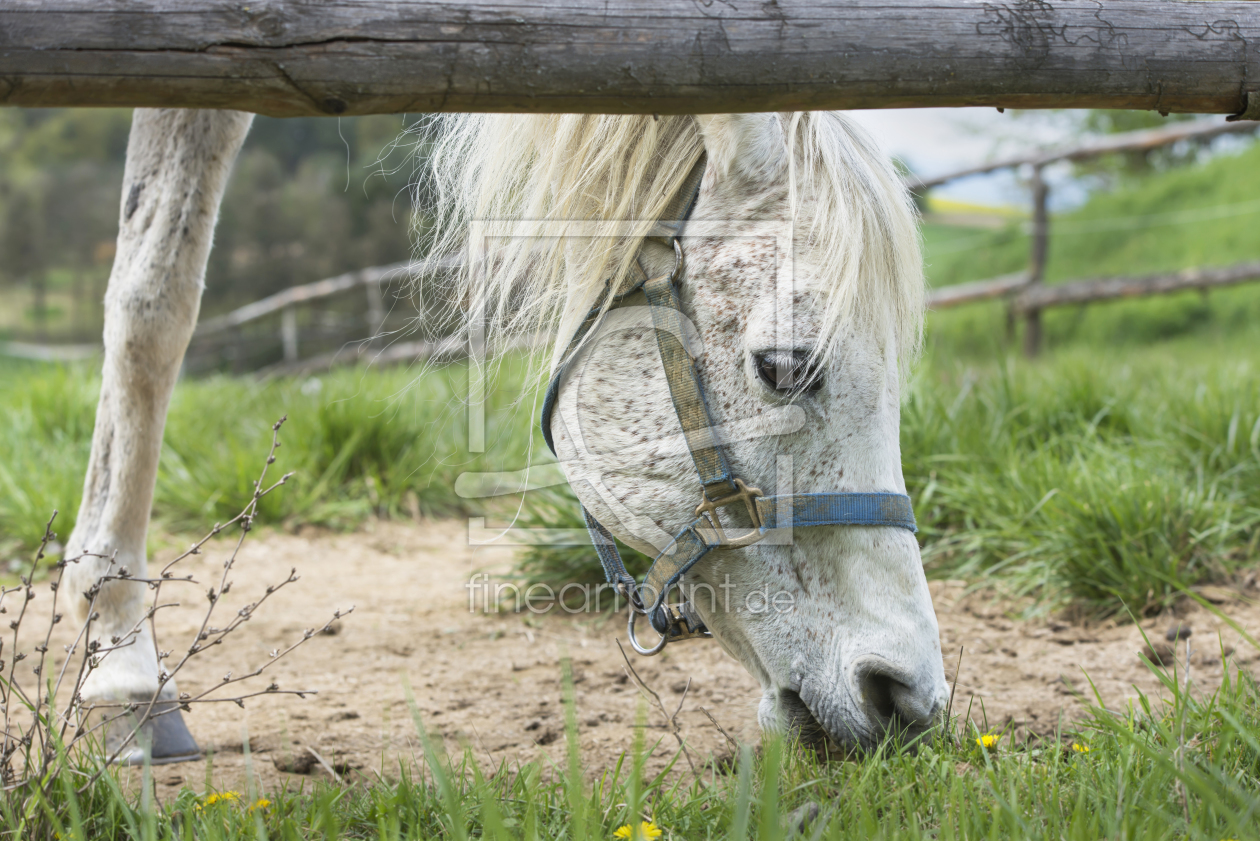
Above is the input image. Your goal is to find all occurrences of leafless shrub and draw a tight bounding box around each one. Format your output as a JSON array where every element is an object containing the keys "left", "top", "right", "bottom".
[{"left": 0, "top": 417, "right": 352, "bottom": 805}]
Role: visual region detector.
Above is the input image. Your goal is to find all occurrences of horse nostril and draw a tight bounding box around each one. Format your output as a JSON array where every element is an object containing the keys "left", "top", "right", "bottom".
[
  {"left": 859, "top": 669, "right": 899, "bottom": 723},
  {"left": 855, "top": 659, "right": 935, "bottom": 729}
]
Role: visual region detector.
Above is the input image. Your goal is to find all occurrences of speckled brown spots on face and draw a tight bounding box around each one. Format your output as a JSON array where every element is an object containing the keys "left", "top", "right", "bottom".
[{"left": 552, "top": 141, "right": 935, "bottom": 737}]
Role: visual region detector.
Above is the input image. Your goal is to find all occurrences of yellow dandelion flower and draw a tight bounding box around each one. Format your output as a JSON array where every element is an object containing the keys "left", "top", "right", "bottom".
[
  {"left": 975, "top": 734, "right": 1000, "bottom": 749},
  {"left": 1072, "top": 743, "right": 1090, "bottom": 754},
  {"left": 613, "top": 821, "right": 663, "bottom": 840},
  {"left": 248, "top": 798, "right": 271, "bottom": 812},
  {"left": 199, "top": 791, "right": 241, "bottom": 809}
]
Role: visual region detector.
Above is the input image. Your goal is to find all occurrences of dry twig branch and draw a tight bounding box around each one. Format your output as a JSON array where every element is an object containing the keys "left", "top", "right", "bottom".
[
  {"left": 697, "top": 707, "right": 739, "bottom": 755},
  {"left": 0, "top": 417, "right": 351, "bottom": 819},
  {"left": 615, "top": 639, "right": 698, "bottom": 776}
]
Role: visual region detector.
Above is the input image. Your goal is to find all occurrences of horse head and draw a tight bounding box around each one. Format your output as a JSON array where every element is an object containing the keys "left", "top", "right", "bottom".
[
  {"left": 430, "top": 111, "right": 949, "bottom": 752},
  {"left": 549, "top": 113, "right": 948, "bottom": 751}
]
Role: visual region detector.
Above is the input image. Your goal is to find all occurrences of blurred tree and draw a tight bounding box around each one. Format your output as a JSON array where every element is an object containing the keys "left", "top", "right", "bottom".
[
  {"left": 1, "top": 177, "right": 48, "bottom": 337},
  {"left": 205, "top": 114, "right": 417, "bottom": 313},
  {"left": 0, "top": 109, "right": 422, "bottom": 339}
]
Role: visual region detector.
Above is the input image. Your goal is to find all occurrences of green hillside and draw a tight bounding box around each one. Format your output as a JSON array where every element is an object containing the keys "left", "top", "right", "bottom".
[{"left": 922, "top": 136, "right": 1260, "bottom": 357}]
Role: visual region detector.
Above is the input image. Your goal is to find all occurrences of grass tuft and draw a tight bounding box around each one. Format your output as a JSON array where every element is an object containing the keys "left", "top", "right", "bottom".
[{"left": 10, "top": 653, "right": 1260, "bottom": 839}]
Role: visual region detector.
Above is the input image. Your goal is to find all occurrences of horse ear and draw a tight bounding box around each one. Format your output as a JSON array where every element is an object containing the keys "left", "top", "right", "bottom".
[{"left": 693, "top": 114, "right": 788, "bottom": 182}]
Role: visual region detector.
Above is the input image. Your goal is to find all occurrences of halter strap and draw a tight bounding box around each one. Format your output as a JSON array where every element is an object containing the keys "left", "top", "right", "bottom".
[
  {"left": 642, "top": 271, "right": 737, "bottom": 499},
  {"left": 639, "top": 492, "right": 917, "bottom": 624},
  {"left": 538, "top": 151, "right": 917, "bottom": 655}
]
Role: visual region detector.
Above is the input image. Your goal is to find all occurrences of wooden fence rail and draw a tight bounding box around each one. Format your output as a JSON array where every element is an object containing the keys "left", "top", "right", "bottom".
[
  {"left": 1010, "top": 261, "right": 1260, "bottom": 313},
  {"left": 2, "top": 1, "right": 1260, "bottom": 117},
  {"left": 9, "top": 116, "right": 1260, "bottom": 369},
  {"left": 915, "top": 115, "right": 1259, "bottom": 355},
  {"left": 927, "top": 259, "right": 1260, "bottom": 310},
  {"left": 907, "top": 118, "right": 1260, "bottom": 192},
  {"left": 926, "top": 273, "right": 1029, "bottom": 309},
  {"left": 194, "top": 262, "right": 411, "bottom": 335}
]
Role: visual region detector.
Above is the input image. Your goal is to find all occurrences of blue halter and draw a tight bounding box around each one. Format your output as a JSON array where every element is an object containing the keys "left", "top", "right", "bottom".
[{"left": 540, "top": 152, "right": 917, "bottom": 655}]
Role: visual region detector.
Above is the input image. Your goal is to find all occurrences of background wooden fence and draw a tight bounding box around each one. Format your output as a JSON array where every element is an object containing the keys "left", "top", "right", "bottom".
[
  {"left": 176, "top": 116, "right": 1260, "bottom": 371},
  {"left": 917, "top": 117, "right": 1260, "bottom": 356},
  {"left": 5, "top": 115, "right": 1258, "bottom": 372}
]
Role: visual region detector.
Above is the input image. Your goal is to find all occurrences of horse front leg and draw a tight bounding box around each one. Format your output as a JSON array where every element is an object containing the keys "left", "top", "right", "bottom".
[{"left": 63, "top": 108, "right": 253, "bottom": 765}]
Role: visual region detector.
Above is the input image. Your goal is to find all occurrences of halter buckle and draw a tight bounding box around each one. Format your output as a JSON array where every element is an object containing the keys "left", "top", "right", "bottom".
[
  {"left": 627, "top": 599, "right": 711, "bottom": 656},
  {"left": 695, "top": 478, "right": 766, "bottom": 548}
]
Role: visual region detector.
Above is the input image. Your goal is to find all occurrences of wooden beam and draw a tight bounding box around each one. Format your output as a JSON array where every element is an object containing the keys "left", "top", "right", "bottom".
[
  {"left": 1011, "top": 261, "right": 1260, "bottom": 312},
  {"left": 2, "top": 1, "right": 1259, "bottom": 116}
]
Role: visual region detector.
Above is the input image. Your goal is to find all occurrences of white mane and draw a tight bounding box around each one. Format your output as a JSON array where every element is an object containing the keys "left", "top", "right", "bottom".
[{"left": 414, "top": 112, "right": 923, "bottom": 373}]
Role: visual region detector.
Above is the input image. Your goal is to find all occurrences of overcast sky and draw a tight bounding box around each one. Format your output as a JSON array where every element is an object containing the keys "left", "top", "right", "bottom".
[{"left": 846, "top": 107, "right": 1079, "bottom": 208}]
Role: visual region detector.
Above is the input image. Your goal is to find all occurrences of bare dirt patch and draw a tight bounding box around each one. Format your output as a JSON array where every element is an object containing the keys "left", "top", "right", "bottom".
[{"left": 29, "top": 520, "right": 1260, "bottom": 798}]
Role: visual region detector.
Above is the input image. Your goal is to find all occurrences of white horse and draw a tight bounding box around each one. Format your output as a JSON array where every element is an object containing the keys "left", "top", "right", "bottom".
[{"left": 64, "top": 109, "right": 948, "bottom": 763}]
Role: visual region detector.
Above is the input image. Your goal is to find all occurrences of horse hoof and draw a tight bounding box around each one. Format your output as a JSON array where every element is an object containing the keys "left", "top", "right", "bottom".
[{"left": 97, "top": 698, "right": 202, "bottom": 766}]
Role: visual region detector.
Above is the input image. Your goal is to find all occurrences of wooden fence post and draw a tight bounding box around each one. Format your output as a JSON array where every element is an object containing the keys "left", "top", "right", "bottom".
[
  {"left": 1023, "top": 166, "right": 1050, "bottom": 358},
  {"left": 281, "top": 304, "right": 299, "bottom": 363}
]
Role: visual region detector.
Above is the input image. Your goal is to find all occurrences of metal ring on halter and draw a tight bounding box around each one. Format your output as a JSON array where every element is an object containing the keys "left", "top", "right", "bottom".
[
  {"left": 627, "top": 607, "right": 667, "bottom": 656},
  {"left": 668, "top": 237, "right": 683, "bottom": 282}
]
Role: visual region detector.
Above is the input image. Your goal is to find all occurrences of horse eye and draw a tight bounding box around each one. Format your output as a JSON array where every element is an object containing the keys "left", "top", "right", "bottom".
[{"left": 754, "top": 352, "right": 823, "bottom": 394}]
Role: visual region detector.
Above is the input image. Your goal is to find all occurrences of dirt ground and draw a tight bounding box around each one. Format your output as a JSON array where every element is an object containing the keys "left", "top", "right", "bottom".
[{"left": 25, "top": 519, "right": 1260, "bottom": 799}]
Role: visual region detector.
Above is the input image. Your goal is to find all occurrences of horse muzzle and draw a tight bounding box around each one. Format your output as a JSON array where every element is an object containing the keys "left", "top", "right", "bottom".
[{"left": 782, "top": 657, "right": 948, "bottom": 752}]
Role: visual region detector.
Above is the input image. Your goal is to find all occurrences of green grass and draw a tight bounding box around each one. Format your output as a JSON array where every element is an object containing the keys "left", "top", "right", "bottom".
[
  {"left": 13, "top": 334, "right": 1257, "bottom": 616},
  {"left": 11, "top": 652, "right": 1260, "bottom": 840},
  {"left": 924, "top": 138, "right": 1260, "bottom": 289},
  {"left": 0, "top": 357, "right": 548, "bottom": 558},
  {"left": 921, "top": 136, "right": 1260, "bottom": 358},
  {"left": 6, "top": 325, "right": 1260, "bottom": 619},
  {"left": 905, "top": 338, "right": 1260, "bottom": 615},
  {"left": 5, "top": 135, "right": 1260, "bottom": 839}
]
